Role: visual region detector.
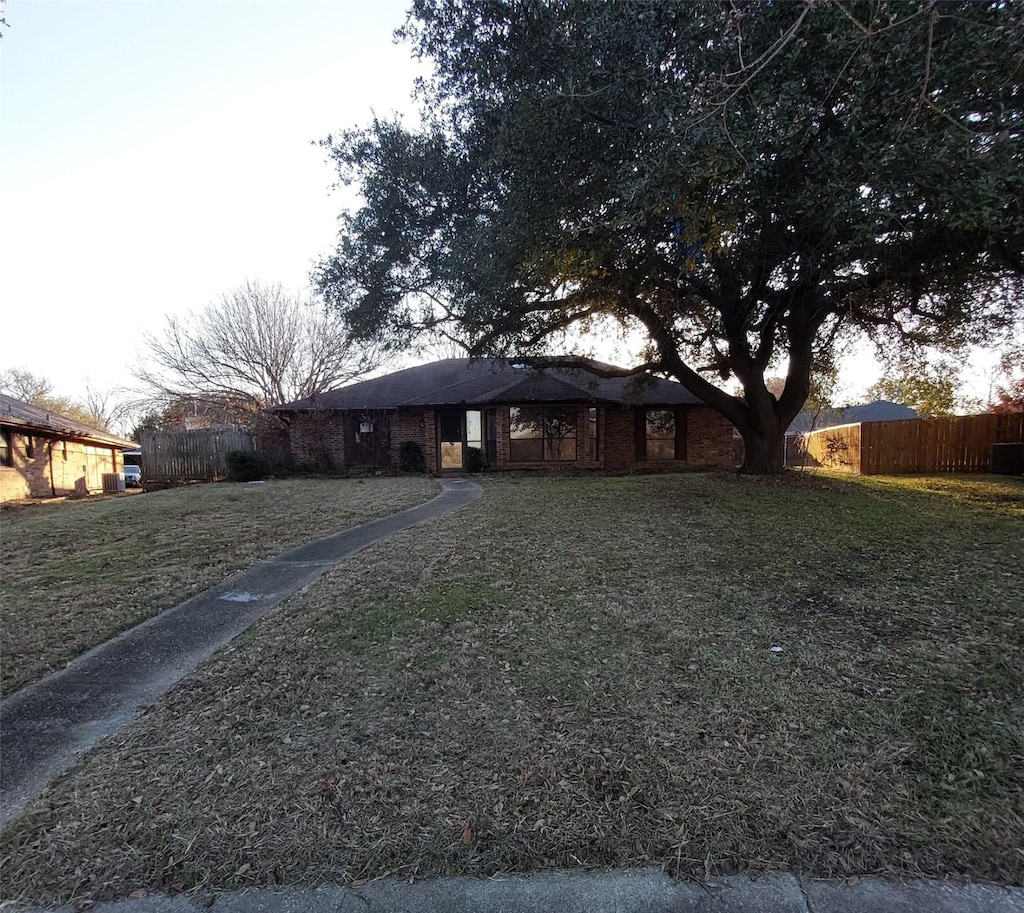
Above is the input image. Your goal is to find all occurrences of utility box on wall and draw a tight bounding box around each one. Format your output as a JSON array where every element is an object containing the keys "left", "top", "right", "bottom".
[{"left": 102, "top": 472, "right": 126, "bottom": 493}]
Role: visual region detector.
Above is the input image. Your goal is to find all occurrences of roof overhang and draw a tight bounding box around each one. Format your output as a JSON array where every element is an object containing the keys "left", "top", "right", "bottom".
[{"left": 0, "top": 415, "right": 138, "bottom": 450}]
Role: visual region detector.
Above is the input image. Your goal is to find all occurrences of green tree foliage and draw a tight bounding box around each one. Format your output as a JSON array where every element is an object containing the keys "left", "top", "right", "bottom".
[
  {"left": 989, "top": 347, "right": 1024, "bottom": 413},
  {"left": 867, "top": 359, "right": 961, "bottom": 417},
  {"left": 317, "top": 1, "right": 1023, "bottom": 473}
]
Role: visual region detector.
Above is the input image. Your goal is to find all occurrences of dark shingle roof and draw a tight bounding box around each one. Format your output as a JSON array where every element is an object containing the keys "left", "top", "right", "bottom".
[
  {"left": 0, "top": 394, "right": 137, "bottom": 448},
  {"left": 275, "top": 358, "right": 703, "bottom": 411},
  {"left": 788, "top": 399, "right": 919, "bottom": 433}
]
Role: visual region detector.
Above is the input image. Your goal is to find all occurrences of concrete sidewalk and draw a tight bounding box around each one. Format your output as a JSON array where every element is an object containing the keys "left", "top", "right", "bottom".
[
  {"left": 0, "top": 479, "right": 482, "bottom": 830},
  {"left": 8, "top": 870, "right": 1024, "bottom": 913}
]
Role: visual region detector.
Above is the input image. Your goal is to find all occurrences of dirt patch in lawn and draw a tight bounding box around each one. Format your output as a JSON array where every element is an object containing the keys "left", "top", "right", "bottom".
[
  {"left": 2, "top": 472, "right": 1021, "bottom": 904},
  {"left": 0, "top": 477, "right": 438, "bottom": 695}
]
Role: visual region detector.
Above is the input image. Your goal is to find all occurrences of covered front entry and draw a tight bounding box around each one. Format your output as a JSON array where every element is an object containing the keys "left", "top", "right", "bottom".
[{"left": 437, "top": 409, "right": 496, "bottom": 471}]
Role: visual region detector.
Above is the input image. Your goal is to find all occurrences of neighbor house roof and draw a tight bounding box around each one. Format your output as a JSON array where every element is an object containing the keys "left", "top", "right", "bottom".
[
  {"left": 0, "top": 395, "right": 137, "bottom": 449},
  {"left": 788, "top": 399, "right": 919, "bottom": 434},
  {"left": 275, "top": 358, "right": 704, "bottom": 412}
]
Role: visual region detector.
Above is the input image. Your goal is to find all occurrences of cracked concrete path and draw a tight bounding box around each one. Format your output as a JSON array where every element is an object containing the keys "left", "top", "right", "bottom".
[{"left": 0, "top": 479, "right": 481, "bottom": 830}]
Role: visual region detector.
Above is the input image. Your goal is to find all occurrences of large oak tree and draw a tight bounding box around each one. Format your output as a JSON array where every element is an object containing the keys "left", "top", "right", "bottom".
[{"left": 317, "top": 0, "right": 1023, "bottom": 473}]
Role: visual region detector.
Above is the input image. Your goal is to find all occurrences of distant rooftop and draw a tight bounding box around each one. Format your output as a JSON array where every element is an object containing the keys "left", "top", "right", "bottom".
[
  {"left": 0, "top": 394, "right": 137, "bottom": 449},
  {"left": 789, "top": 399, "right": 919, "bottom": 434}
]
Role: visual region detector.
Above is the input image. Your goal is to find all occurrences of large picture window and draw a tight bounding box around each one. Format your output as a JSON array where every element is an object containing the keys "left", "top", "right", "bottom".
[{"left": 509, "top": 406, "right": 577, "bottom": 461}]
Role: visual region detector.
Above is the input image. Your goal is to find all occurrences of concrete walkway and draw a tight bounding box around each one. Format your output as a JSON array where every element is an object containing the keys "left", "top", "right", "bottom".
[
  {"left": 8, "top": 870, "right": 1024, "bottom": 913},
  {"left": 0, "top": 479, "right": 482, "bottom": 830}
]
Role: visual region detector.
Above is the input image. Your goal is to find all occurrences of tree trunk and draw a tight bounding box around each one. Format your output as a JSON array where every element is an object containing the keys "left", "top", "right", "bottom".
[{"left": 737, "top": 423, "right": 787, "bottom": 475}]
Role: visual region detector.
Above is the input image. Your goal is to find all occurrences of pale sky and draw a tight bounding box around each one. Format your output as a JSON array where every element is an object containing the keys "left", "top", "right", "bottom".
[
  {"left": 0, "top": 1, "right": 1003, "bottom": 411},
  {"left": 1, "top": 0, "right": 419, "bottom": 399}
]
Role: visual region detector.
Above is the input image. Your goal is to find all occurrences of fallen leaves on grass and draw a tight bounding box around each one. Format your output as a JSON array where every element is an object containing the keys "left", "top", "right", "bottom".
[
  {"left": 0, "top": 477, "right": 438, "bottom": 695},
  {"left": 2, "top": 473, "right": 1021, "bottom": 905}
]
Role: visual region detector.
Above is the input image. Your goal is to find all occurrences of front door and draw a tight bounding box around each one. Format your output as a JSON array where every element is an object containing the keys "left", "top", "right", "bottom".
[
  {"left": 437, "top": 409, "right": 486, "bottom": 471},
  {"left": 438, "top": 410, "right": 464, "bottom": 470}
]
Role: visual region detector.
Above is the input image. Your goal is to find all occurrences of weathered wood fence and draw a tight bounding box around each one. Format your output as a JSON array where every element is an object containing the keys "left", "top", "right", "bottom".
[
  {"left": 140, "top": 428, "right": 254, "bottom": 483},
  {"left": 802, "top": 413, "right": 1024, "bottom": 475}
]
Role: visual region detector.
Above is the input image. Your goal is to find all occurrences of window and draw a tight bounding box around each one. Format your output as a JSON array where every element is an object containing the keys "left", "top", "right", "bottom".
[
  {"left": 646, "top": 409, "right": 676, "bottom": 460},
  {"left": 25, "top": 436, "right": 35, "bottom": 460},
  {"left": 509, "top": 406, "right": 577, "bottom": 461},
  {"left": 0, "top": 430, "right": 11, "bottom": 467},
  {"left": 588, "top": 407, "right": 598, "bottom": 460}
]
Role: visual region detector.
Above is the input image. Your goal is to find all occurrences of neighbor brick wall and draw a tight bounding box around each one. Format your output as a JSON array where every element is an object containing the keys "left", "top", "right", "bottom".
[
  {"left": 0, "top": 466, "right": 29, "bottom": 501},
  {"left": 604, "top": 406, "right": 637, "bottom": 471},
  {"left": 0, "top": 431, "right": 123, "bottom": 502}
]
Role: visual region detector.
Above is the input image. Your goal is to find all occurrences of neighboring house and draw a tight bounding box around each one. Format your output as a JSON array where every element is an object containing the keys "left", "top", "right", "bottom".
[
  {"left": 782, "top": 399, "right": 919, "bottom": 468},
  {"left": 0, "top": 395, "right": 137, "bottom": 502},
  {"left": 273, "top": 358, "right": 735, "bottom": 475},
  {"left": 788, "top": 399, "right": 919, "bottom": 434}
]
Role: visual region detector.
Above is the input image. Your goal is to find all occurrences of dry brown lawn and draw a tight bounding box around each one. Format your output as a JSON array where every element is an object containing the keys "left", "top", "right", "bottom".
[
  {"left": 0, "top": 477, "right": 438, "bottom": 695},
  {"left": 2, "top": 472, "right": 1022, "bottom": 905}
]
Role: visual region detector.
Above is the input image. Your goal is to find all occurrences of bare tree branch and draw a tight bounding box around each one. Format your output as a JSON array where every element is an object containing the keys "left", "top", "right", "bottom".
[{"left": 139, "top": 280, "right": 383, "bottom": 413}]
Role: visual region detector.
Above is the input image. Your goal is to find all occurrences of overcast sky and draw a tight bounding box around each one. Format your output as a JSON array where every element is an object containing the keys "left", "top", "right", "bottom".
[{"left": 1, "top": 0, "right": 419, "bottom": 398}]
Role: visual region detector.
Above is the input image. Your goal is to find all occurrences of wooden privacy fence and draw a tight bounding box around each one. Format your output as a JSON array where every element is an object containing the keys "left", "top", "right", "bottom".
[
  {"left": 140, "top": 428, "right": 254, "bottom": 483},
  {"left": 802, "top": 413, "right": 1024, "bottom": 475}
]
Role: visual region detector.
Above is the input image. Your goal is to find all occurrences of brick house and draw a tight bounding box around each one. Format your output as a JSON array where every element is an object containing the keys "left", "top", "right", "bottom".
[
  {"left": 0, "top": 395, "right": 137, "bottom": 502},
  {"left": 274, "top": 358, "right": 735, "bottom": 475}
]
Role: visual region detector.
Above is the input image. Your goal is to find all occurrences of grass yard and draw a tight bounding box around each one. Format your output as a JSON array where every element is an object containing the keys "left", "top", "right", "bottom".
[
  {"left": 0, "top": 477, "right": 438, "bottom": 695},
  {"left": 2, "top": 471, "right": 1022, "bottom": 904}
]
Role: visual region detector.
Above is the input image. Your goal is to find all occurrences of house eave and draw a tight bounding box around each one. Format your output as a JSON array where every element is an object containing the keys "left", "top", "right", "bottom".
[{"left": 0, "top": 415, "right": 137, "bottom": 450}]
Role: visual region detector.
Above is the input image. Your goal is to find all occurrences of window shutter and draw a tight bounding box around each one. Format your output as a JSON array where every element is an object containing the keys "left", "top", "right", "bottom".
[
  {"left": 635, "top": 409, "right": 647, "bottom": 461},
  {"left": 676, "top": 408, "right": 688, "bottom": 462}
]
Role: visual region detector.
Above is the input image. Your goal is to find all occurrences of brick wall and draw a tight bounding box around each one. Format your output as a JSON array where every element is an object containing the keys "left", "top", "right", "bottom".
[
  {"left": 0, "top": 430, "right": 123, "bottom": 502},
  {"left": 600, "top": 404, "right": 735, "bottom": 471},
  {"left": 424, "top": 409, "right": 438, "bottom": 474},
  {"left": 390, "top": 409, "right": 429, "bottom": 471},
  {"left": 286, "top": 412, "right": 347, "bottom": 469},
  {"left": 604, "top": 406, "right": 637, "bottom": 470},
  {"left": 685, "top": 406, "right": 736, "bottom": 467},
  {"left": 282, "top": 403, "right": 735, "bottom": 478}
]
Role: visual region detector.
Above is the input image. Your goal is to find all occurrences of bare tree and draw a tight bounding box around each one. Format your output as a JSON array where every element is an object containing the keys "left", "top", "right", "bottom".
[
  {"left": 0, "top": 367, "right": 54, "bottom": 403},
  {"left": 81, "top": 380, "right": 138, "bottom": 437},
  {"left": 140, "top": 280, "right": 381, "bottom": 412},
  {"left": 0, "top": 367, "right": 134, "bottom": 435}
]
